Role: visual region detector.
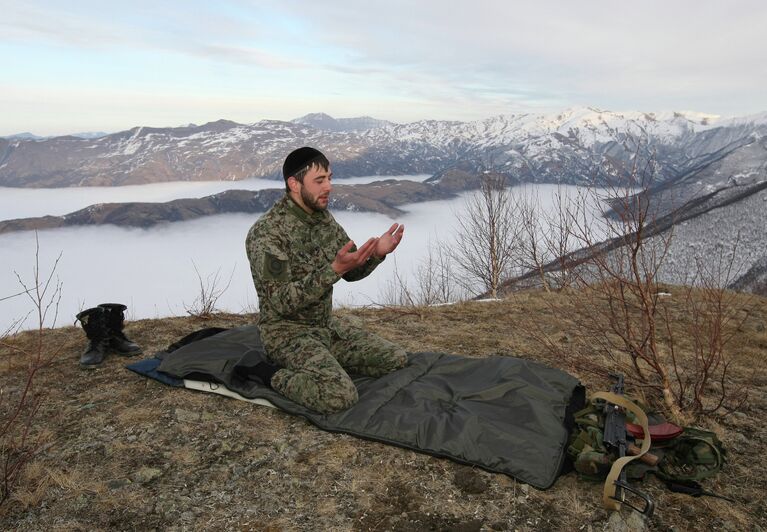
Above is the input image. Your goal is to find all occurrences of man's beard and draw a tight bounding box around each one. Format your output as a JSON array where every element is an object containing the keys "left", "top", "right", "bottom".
[{"left": 301, "top": 186, "right": 328, "bottom": 212}]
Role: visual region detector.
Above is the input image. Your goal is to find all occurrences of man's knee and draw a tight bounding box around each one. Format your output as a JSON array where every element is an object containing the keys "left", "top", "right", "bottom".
[
  {"left": 357, "top": 345, "right": 408, "bottom": 376},
  {"left": 388, "top": 347, "right": 408, "bottom": 370},
  {"left": 316, "top": 376, "right": 359, "bottom": 414},
  {"left": 266, "top": 332, "right": 326, "bottom": 369},
  {"left": 271, "top": 353, "right": 360, "bottom": 414}
]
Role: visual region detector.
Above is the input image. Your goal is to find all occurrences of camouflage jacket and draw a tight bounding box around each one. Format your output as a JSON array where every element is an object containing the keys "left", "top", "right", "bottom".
[{"left": 246, "top": 195, "right": 383, "bottom": 339}]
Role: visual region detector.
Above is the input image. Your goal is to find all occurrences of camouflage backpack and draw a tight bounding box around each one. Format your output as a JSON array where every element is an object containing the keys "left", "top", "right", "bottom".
[
  {"left": 653, "top": 427, "right": 727, "bottom": 483},
  {"left": 567, "top": 398, "right": 727, "bottom": 484}
]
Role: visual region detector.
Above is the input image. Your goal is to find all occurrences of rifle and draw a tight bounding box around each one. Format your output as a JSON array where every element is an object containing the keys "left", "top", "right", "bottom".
[{"left": 601, "top": 373, "right": 655, "bottom": 517}]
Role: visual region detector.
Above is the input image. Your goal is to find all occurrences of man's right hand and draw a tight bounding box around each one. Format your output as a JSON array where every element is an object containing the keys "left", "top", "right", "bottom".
[{"left": 331, "top": 238, "right": 379, "bottom": 275}]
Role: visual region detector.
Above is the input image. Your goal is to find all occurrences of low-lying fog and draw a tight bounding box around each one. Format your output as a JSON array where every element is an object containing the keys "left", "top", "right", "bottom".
[{"left": 1, "top": 178, "right": 612, "bottom": 332}]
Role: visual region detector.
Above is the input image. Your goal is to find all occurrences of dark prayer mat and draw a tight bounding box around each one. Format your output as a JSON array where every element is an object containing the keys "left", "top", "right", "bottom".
[{"left": 126, "top": 325, "right": 584, "bottom": 489}]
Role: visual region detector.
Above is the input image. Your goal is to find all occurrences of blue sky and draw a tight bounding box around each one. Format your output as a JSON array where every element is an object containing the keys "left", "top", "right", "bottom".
[{"left": 2, "top": 0, "right": 766, "bottom": 135}]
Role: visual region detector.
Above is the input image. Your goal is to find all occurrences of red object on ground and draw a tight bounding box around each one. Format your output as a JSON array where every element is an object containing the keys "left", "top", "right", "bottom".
[{"left": 626, "top": 421, "right": 684, "bottom": 441}]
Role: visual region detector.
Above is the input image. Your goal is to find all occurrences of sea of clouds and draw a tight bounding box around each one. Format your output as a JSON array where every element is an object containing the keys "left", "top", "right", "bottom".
[{"left": 0, "top": 176, "right": 609, "bottom": 332}]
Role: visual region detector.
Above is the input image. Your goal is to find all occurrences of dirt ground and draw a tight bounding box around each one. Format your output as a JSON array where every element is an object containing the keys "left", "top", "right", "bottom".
[{"left": 1, "top": 289, "right": 766, "bottom": 531}]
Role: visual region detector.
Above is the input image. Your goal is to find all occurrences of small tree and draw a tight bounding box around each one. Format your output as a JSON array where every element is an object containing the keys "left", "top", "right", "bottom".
[
  {"left": 515, "top": 185, "right": 583, "bottom": 292},
  {"left": 0, "top": 233, "right": 63, "bottom": 506},
  {"left": 451, "top": 173, "right": 520, "bottom": 298}
]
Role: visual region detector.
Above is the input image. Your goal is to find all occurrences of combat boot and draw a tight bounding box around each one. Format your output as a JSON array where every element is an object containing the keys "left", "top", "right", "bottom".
[
  {"left": 76, "top": 307, "right": 110, "bottom": 368},
  {"left": 98, "top": 303, "right": 142, "bottom": 356}
]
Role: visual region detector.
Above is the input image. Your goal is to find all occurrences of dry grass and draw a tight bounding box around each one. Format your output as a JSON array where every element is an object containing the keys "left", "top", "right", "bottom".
[{"left": 0, "top": 289, "right": 765, "bottom": 530}]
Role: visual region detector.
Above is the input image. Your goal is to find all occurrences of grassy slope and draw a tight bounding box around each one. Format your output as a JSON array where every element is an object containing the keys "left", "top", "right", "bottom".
[{"left": 1, "top": 288, "right": 766, "bottom": 531}]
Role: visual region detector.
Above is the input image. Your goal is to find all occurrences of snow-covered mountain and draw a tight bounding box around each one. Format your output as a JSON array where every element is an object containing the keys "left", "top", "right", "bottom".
[
  {"left": 0, "top": 108, "right": 765, "bottom": 189},
  {"left": 291, "top": 113, "right": 393, "bottom": 132}
]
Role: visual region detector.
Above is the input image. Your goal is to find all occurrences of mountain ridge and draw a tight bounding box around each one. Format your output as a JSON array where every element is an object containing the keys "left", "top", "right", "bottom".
[{"left": 2, "top": 109, "right": 765, "bottom": 189}]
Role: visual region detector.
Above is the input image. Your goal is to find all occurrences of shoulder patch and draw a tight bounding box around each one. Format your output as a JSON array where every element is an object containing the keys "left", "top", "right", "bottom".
[{"left": 263, "top": 252, "right": 289, "bottom": 281}]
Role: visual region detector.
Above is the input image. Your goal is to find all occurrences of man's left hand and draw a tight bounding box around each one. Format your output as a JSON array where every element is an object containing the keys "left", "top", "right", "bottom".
[{"left": 374, "top": 223, "right": 405, "bottom": 258}]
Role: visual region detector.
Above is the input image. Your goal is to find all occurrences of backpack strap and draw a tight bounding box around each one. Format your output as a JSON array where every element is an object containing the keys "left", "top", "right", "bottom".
[{"left": 590, "top": 391, "right": 651, "bottom": 512}]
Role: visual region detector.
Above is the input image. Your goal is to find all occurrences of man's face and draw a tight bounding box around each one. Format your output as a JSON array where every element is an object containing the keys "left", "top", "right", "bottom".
[{"left": 296, "top": 164, "right": 333, "bottom": 212}]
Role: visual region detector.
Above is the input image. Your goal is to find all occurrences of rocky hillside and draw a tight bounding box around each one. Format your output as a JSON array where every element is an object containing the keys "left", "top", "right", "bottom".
[
  {"left": 2, "top": 108, "right": 765, "bottom": 188},
  {"left": 1, "top": 292, "right": 765, "bottom": 530},
  {"left": 611, "top": 135, "right": 767, "bottom": 294},
  {"left": 613, "top": 131, "right": 767, "bottom": 219},
  {"left": 494, "top": 127, "right": 767, "bottom": 297},
  {"left": 731, "top": 256, "right": 767, "bottom": 296}
]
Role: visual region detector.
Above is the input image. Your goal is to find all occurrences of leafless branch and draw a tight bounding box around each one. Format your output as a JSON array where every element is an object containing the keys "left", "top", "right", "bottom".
[
  {"left": 1, "top": 231, "right": 64, "bottom": 505},
  {"left": 183, "top": 261, "right": 235, "bottom": 319}
]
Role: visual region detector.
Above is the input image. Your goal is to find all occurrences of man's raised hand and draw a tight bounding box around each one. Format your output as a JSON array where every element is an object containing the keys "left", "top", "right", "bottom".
[
  {"left": 374, "top": 223, "right": 405, "bottom": 258},
  {"left": 331, "top": 237, "right": 378, "bottom": 275}
]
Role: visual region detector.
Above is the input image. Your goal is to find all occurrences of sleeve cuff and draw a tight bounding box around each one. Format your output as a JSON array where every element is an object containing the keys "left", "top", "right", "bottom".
[{"left": 318, "top": 261, "right": 342, "bottom": 286}]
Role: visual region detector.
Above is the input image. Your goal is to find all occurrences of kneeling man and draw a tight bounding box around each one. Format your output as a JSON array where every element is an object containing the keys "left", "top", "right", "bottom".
[{"left": 246, "top": 147, "right": 407, "bottom": 414}]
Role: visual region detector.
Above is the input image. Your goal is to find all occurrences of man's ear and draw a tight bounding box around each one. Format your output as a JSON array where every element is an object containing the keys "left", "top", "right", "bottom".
[{"left": 287, "top": 176, "right": 300, "bottom": 193}]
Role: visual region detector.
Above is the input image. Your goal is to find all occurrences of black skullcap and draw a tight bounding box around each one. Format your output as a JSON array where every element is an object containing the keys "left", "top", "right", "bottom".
[{"left": 283, "top": 146, "right": 326, "bottom": 179}]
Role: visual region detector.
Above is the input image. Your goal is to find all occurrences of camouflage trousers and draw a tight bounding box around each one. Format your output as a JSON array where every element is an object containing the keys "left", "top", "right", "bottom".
[{"left": 263, "top": 318, "right": 407, "bottom": 414}]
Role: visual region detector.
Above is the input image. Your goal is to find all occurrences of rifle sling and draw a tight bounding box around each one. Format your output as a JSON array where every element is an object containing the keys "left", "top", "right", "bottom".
[{"left": 590, "top": 391, "right": 651, "bottom": 512}]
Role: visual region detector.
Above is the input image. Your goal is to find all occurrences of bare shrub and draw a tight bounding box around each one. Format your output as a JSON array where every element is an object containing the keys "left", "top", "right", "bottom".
[
  {"left": 183, "top": 261, "right": 235, "bottom": 319},
  {"left": 0, "top": 233, "right": 63, "bottom": 506},
  {"left": 414, "top": 239, "right": 462, "bottom": 306},
  {"left": 663, "top": 244, "right": 749, "bottom": 415},
  {"left": 378, "top": 257, "right": 420, "bottom": 314},
  {"left": 377, "top": 240, "right": 466, "bottom": 318},
  {"left": 523, "top": 151, "right": 749, "bottom": 420}
]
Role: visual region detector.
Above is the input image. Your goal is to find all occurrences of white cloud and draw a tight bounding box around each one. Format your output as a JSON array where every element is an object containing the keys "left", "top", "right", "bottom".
[
  {"left": 264, "top": 0, "right": 767, "bottom": 115},
  {"left": 1, "top": 0, "right": 766, "bottom": 133},
  {"left": 0, "top": 183, "right": 610, "bottom": 331}
]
